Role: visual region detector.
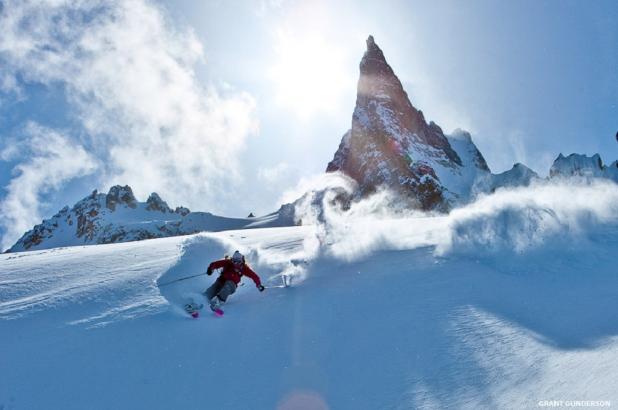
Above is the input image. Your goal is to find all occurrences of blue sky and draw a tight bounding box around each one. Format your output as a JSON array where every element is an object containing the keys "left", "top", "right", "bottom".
[{"left": 0, "top": 0, "right": 616, "bottom": 250}]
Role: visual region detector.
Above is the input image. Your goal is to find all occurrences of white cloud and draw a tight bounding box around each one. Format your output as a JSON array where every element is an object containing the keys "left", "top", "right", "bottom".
[
  {"left": 0, "top": 122, "right": 98, "bottom": 250},
  {"left": 0, "top": 69, "right": 23, "bottom": 105},
  {"left": 0, "top": 138, "right": 21, "bottom": 161},
  {"left": 255, "top": 0, "right": 286, "bottom": 17},
  {"left": 0, "top": 0, "right": 258, "bottom": 217},
  {"left": 257, "top": 162, "right": 289, "bottom": 184}
]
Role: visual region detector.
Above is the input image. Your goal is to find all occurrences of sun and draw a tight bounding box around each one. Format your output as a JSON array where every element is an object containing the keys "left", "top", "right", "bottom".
[{"left": 269, "top": 30, "right": 351, "bottom": 121}]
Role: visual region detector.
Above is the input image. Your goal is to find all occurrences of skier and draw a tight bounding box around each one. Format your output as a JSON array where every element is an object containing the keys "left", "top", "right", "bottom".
[{"left": 204, "top": 250, "right": 264, "bottom": 312}]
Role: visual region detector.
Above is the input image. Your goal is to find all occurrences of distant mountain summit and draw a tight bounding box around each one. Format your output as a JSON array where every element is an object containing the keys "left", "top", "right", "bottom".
[
  {"left": 326, "top": 36, "right": 618, "bottom": 208},
  {"left": 327, "top": 36, "right": 493, "bottom": 209},
  {"left": 550, "top": 153, "right": 618, "bottom": 181},
  {"left": 7, "top": 185, "right": 294, "bottom": 253},
  {"left": 8, "top": 37, "right": 617, "bottom": 252}
]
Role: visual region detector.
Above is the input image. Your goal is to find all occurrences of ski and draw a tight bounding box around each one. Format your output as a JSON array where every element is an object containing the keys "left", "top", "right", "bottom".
[{"left": 184, "top": 300, "right": 203, "bottom": 318}]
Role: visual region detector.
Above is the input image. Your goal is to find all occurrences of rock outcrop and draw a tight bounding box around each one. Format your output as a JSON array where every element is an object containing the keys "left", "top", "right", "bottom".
[
  {"left": 326, "top": 36, "right": 491, "bottom": 210},
  {"left": 7, "top": 185, "right": 293, "bottom": 253},
  {"left": 105, "top": 185, "right": 137, "bottom": 211},
  {"left": 146, "top": 193, "right": 172, "bottom": 213},
  {"left": 550, "top": 153, "right": 618, "bottom": 182},
  {"left": 326, "top": 36, "right": 616, "bottom": 208}
]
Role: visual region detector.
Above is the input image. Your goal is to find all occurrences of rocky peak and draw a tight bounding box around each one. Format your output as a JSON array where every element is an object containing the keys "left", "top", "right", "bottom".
[
  {"left": 106, "top": 185, "right": 137, "bottom": 211},
  {"left": 146, "top": 193, "right": 171, "bottom": 213},
  {"left": 359, "top": 36, "right": 461, "bottom": 166},
  {"left": 491, "top": 163, "right": 538, "bottom": 190},
  {"left": 448, "top": 129, "right": 490, "bottom": 172},
  {"left": 327, "top": 35, "right": 486, "bottom": 210},
  {"left": 550, "top": 153, "right": 603, "bottom": 178},
  {"left": 174, "top": 206, "right": 190, "bottom": 216},
  {"left": 6, "top": 183, "right": 294, "bottom": 253},
  {"left": 550, "top": 153, "right": 617, "bottom": 182},
  {"left": 360, "top": 35, "right": 395, "bottom": 81}
]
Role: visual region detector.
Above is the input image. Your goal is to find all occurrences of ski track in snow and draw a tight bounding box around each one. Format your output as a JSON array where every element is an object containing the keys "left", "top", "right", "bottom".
[{"left": 1, "top": 205, "right": 618, "bottom": 409}]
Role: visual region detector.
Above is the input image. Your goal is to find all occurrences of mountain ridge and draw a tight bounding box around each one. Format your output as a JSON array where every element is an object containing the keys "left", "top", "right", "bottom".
[
  {"left": 7, "top": 185, "right": 294, "bottom": 253},
  {"left": 326, "top": 36, "right": 618, "bottom": 208},
  {"left": 6, "top": 37, "right": 617, "bottom": 253}
]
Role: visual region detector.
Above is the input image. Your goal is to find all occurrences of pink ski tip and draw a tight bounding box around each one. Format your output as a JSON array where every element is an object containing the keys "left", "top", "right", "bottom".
[
  {"left": 191, "top": 311, "right": 199, "bottom": 318},
  {"left": 214, "top": 309, "right": 224, "bottom": 317}
]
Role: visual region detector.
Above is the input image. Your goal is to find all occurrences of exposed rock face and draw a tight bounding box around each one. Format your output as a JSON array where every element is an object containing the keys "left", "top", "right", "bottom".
[
  {"left": 7, "top": 185, "right": 293, "bottom": 253},
  {"left": 550, "top": 153, "right": 618, "bottom": 182},
  {"left": 74, "top": 191, "right": 102, "bottom": 241},
  {"left": 327, "top": 36, "right": 490, "bottom": 210},
  {"left": 174, "top": 206, "right": 190, "bottom": 216},
  {"left": 106, "top": 185, "right": 137, "bottom": 211},
  {"left": 326, "top": 36, "right": 617, "bottom": 208},
  {"left": 146, "top": 193, "right": 171, "bottom": 213}
]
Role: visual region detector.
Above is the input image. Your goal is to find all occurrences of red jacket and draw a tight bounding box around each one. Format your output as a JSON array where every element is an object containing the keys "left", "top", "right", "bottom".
[{"left": 208, "top": 259, "right": 262, "bottom": 287}]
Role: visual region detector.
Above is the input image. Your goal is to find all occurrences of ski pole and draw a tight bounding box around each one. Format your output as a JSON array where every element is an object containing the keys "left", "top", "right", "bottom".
[{"left": 157, "top": 271, "right": 208, "bottom": 287}]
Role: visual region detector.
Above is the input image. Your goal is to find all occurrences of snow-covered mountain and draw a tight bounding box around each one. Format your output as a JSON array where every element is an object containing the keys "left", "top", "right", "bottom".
[
  {"left": 2, "top": 180, "right": 617, "bottom": 409},
  {"left": 326, "top": 36, "right": 497, "bottom": 210},
  {"left": 8, "top": 37, "right": 617, "bottom": 253},
  {"left": 7, "top": 185, "right": 295, "bottom": 253},
  {"left": 550, "top": 153, "right": 618, "bottom": 182},
  {"left": 474, "top": 162, "right": 539, "bottom": 194},
  {"left": 326, "top": 36, "right": 618, "bottom": 209}
]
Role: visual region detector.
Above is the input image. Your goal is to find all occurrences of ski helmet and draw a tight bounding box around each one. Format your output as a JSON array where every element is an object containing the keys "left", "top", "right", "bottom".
[{"left": 231, "top": 250, "right": 244, "bottom": 265}]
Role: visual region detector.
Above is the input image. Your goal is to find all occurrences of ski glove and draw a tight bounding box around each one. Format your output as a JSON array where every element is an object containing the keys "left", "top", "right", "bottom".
[
  {"left": 207, "top": 266, "right": 213, "bottom": 275},
  {"left": 258, "top": 285, "right": 265, "bottom": 292}
]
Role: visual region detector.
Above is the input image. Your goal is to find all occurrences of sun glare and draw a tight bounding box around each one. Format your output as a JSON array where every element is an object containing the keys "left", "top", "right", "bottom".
[{"left": 269, "top": 31, "right": 351, "bottom": 121}]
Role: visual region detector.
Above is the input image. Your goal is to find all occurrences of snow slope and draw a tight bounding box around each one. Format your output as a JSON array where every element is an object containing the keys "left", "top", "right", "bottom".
[{"left": 1, "top": 180, "right": 618, "bottom": 409}]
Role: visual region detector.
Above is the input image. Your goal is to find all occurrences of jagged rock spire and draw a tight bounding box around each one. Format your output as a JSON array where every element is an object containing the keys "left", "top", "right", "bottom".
[
  {"left": 327, "top": 35, "right": 466, "bottom": 209},
  {"left": 146, "top": 193, "right": 171, "bottom": 213},
  {"left": 106, "top": 185, "right": 137, "bottom": 211}
]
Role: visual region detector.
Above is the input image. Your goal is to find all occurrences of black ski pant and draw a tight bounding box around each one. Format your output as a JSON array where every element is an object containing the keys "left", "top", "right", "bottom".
[{"left": 204, "top": 277, "right": 237, "bottom": 303}]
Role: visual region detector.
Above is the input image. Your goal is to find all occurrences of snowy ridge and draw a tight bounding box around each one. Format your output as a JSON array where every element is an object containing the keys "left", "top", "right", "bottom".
[
  {"left": 472, "top": 163, "right": 539, "bottom": 195},
  {"left": 327, "top": 36, "right": 617, "bottom": 211},
  {"left": 550, "top": 153, "right": 618, "bottom": 182},
  {"left": 326, "top": 36, "right": 534, "bottom": 210},
  {"left": 7, "top": 185, "right": 295, "bottom": 253},
  {"left": 440, "top": 129, "right": 492, "bottom": 202},
  {"left": 9, "top": 37, "right": 617, "bottom": 253},
  {"left": 1, "top": 181, "right": 618, "bottom": 409}
]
